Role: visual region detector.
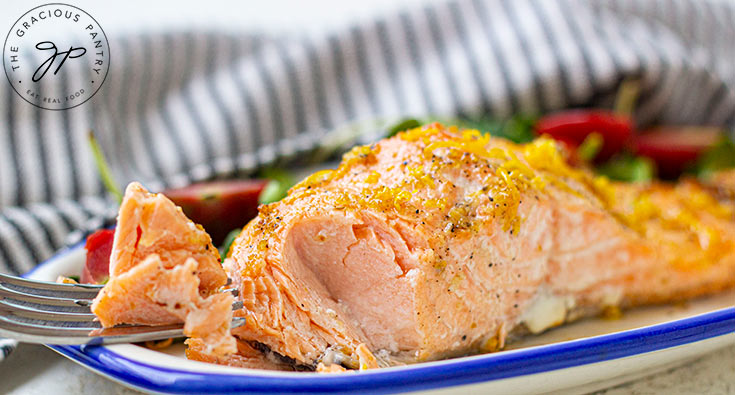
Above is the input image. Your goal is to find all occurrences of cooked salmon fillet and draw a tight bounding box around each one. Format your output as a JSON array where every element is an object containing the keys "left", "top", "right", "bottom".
[
  {"left": 91, "top": 183, "right": 236, "bottom": 356},
  {"left": 194, "top": 124, "right": 735, "bottom": 369}
]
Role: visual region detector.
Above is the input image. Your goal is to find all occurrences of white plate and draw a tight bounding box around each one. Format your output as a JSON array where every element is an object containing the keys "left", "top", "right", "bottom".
[{"left": 27, "top": 242, "right": 735, "bottom": 394}]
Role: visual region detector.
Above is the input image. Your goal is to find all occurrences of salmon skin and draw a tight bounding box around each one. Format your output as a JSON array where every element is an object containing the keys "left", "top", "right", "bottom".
[{"left": 202, "top": 123, "right": 735, "bottom": 370}]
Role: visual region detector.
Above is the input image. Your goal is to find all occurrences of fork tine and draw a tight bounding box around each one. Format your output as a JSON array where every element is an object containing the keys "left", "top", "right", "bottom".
[
  {"left": 0, "top": 300, "right": 97, "bottom": 321},
  {"left": 0, "top": 316, "right": 247, "bottom": 345},
  {"left": 0, "top": 303, "right": 100, "bottom": 326},
  {"left": 86, "top": 317, "right": 247, "bottom": 343},
  {"left": 0, "top": 286, "right": 96, "bottom": 310},
  {"left": 0, "top": 273, "right": 101, "bottom": 299},
  {"left": 0, "top": 315, "right": 97, "bottom": 339},
  {"left": 0, "top": 315, "right": 115, "bottom": 345},
  {"left": 0, "top": 273, "right": 249, "bottom": 345}
]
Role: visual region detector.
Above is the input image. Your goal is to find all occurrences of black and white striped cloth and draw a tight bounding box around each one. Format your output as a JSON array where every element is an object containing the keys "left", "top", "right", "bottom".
[{"left": 1, "top": 0, "right": 734, "bottom": 360}]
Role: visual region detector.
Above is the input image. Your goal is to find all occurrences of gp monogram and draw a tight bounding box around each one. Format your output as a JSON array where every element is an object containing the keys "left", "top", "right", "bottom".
[{"left": 3, "top": 3, "right": 110, "bottom": 110}]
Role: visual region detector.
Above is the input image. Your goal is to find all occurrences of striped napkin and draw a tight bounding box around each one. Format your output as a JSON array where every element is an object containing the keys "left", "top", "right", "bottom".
[{"left": 1, "top": 0, "right": 733, "bottom": 360}]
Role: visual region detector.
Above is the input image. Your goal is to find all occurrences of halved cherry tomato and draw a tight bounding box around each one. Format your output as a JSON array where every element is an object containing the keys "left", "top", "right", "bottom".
[
  {"left": 163, "top": 179, "right": 268, "bottom": 244},
  {"left": 535, "top": 110, "right": 633, "bottom": 161},
  {"left": 632, "top": 127, "right": 722, "bottom": 179},
  {"left": 81, "top": 228, "right": 115, "bottom": 284}
]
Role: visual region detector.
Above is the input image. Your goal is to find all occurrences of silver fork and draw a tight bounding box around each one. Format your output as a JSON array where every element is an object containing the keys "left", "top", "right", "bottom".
[{"left": 0, "top": 273, "right": 245, "bottom": 345}]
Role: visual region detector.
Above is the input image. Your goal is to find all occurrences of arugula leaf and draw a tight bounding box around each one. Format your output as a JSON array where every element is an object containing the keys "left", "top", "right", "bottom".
[
  {"left": 385, "top": 114, "right": 537, "bottom": 143},
  {"left": 597, "top": 154, "right": 656, "bottom": 182},
  {"left": 88, "top": 131, "right": 123, "bottom": 203},
  {"left": 577, "top": 132, "right": 603, "bottom": 162},
  {"left": 497, "top": 114, "right": 537, "bottom": 143},
  {"left": 694, "top": 136, "right": 735, "bottom": 178},
  {"left": 219, "top": 228, "right": 242, "bottom": 260},
  {"left": 386, "top": 118, "right": 422, "bottom": 138},
  {"left": 257, "top": 168, "right": 296, "bottom": 204}
]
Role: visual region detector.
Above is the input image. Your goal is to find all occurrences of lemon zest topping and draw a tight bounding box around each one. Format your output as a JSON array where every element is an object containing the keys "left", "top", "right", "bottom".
[{"left": 364, "top": 171, "right": 380, "bottom": 184}]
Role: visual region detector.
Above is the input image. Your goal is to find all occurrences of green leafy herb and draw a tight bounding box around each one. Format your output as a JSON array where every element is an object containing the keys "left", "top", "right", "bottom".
[
  {"left": 694, "top": 136, "right": 735, "bottom": 178},
  {"left": 496, "top": 114, "right": 537, "bottom": 143},
  {"left": 219, "top": 228, "right": 242, "bottom": 260},
  {"left": 258, "top": 168, "right": 296, "bottom": 204},
  {"left": 577, "top": 132, "right": 603, "bottom": 161},
  {"left": 613, "top": 79, "right": 640, "bottom": 117},
  {"left": 385, "top": 114, "right": 537, "bottom": 144},
  {"left": 386, "top": 118, "right": 422, "bottom": 138},
  {"left": 67, "top": 275, "right": 80, "bottom": 282},
  {"left": 597, "top": 154, "right": 655, "bottom": 182},
  {"left": 88, "top": 131, "right": 123, "bottom": 203}
]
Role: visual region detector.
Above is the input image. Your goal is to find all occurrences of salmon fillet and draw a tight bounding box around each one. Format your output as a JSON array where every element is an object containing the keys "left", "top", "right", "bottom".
[
  {"left": 196, "top": 124, "right": 735, "bottom": 369},
  {"left": 91, "top": 183, "right": 236, "bottom": 356}
]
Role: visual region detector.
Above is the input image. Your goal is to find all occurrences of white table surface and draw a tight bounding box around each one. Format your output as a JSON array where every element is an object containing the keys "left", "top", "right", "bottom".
[{"left": 1, "top": 342, "right": 734, "bottom": 394}]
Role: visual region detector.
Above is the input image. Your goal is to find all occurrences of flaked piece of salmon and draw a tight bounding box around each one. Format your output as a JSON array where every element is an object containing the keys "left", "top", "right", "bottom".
[
  {"left": 91, "top": 182, "right": 235, "bottom": 356},
  {"left": 211, "top": 124, "right": 735, "bottom": 369},
  {"left": 106, "top": 182, "right": 226, "bottom": 295}
]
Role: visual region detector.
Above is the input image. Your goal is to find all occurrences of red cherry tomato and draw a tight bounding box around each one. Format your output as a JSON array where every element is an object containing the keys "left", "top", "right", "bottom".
[
  {"left": 82, "top": 228, "right": 115, "bottom": 284},
  {"left": 163, "top": 179, "right": 268, "bottom": 244},
  {"left": 632, "top": 127, "right": 721, "bottom": 179},
  {"left": 535, "top": 110, "right": 633, "bottom": 161}
]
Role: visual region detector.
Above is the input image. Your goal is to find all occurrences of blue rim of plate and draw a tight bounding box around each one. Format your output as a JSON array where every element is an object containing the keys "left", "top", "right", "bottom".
[{"left": 28, "top": 243, "right": 735, "bottom": 394}]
